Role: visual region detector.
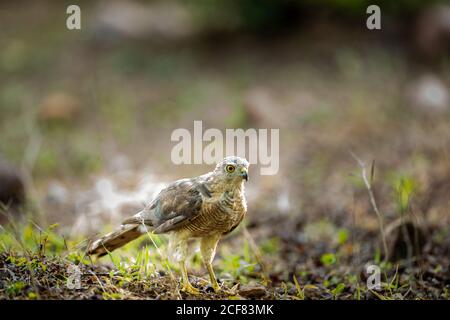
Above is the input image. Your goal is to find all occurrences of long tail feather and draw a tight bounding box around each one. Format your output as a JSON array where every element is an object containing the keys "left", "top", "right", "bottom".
[{"left": 87, "top": 224, "right": 143, "bottom": 257}]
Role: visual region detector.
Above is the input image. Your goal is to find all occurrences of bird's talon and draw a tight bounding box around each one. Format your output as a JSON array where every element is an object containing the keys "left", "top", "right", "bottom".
[
  {"left": 211, "top": 283, "right": 235, "bottom": 295},
  {"left": 181, "top": 284, "right": 201, "bottom": 295},
  {"left": 222, "top": 289, "right": 237, "bottom": 295},
  {"left": 196, "top": 278, "right": 210, "bottom": 286}
]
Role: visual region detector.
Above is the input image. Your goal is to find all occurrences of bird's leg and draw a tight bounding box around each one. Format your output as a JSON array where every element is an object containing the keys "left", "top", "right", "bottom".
[
  {"left": 200, "top": 235, "right": 221, "bottom": 293},
  {"left": 180, "top": 260, "right": 200, "bottom": 295},
  {"left": 170, "top": 233, "right": 200, "bottom": 295}
]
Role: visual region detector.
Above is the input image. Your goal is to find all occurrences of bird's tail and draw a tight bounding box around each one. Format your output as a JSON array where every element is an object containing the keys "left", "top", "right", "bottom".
[{"left": 87, "top": 224, "right": 143, "bottom": 257}]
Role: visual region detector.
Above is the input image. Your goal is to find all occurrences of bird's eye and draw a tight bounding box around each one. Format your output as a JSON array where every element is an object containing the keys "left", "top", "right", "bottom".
[{"left": 226, "top": 165, "right": 235, "bottom": 173}]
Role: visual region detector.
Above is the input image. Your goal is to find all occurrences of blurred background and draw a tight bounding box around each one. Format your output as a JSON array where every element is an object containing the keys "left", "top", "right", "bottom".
[{"left": 1, "top": 0, "right": 450, "bottom": 299}]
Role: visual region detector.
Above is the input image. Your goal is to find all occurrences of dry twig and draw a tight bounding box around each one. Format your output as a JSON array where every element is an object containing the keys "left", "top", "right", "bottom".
[{"left": 350, "top": 151, "right": 389, "bottom": 261}]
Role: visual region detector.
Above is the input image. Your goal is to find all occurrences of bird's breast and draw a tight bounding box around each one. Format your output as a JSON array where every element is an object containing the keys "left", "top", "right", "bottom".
[{"left": 181, "top": 191, "right": 246, "bottom": 237}]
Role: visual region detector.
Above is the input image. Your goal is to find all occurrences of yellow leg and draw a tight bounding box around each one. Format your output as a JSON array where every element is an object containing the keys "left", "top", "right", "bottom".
[
  {"left": 201, "top": 235, "right": 221, "bottom": 292},
  {"left": 180, "top": 261, "right": 200, "bottom": 295},
  {"left": 206, "top": 262, "right": 220, "bottom": 292}
]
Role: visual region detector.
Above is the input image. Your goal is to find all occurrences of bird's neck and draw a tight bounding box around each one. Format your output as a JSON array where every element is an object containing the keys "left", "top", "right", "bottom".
[{"left": 205, "top": 174, "right": 244, "bottom": 197}]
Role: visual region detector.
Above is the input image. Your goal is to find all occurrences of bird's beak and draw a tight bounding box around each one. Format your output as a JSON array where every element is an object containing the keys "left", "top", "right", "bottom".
[{"left": 240, "top": 168, "right": 248, "bottom": 181}]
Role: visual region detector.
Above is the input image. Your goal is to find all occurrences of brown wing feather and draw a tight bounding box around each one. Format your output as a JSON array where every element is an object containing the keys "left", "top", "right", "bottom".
[{"left": 137, "top": 178, "right": 209, "bottom": 234}]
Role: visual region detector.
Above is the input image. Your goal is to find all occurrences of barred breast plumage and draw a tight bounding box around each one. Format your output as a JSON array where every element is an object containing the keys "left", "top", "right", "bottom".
[{"left": 181, "top": 186, "right": 247, "bottom": 237}]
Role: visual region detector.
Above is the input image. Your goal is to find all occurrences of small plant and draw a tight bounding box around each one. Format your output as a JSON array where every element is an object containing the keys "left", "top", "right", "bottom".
[
  {"left": 320, "top": 253, "right": 337, "bottom": 266},
  {"left": 293, "top": 275, "right": 304, "bottom": 300},
  {"left": 331, "top": 283, "right": 346, "bottom": 299},
  {"left": 336, "top": 229, "right": 349, "bottom": 246},
  {"left": 391, "top": 174, "right": 416, "bottom": 214}
]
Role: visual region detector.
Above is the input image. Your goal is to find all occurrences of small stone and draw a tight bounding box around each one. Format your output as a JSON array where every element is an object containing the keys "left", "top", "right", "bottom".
[
  {"left": 205, "top": 285, "right": 215, "bottom": 293},
  {"left": 238, "top": 283, "right": 267, "bottom": 298},
  {"left": 157, "top": 270, "right": 166, "bottom": 276},
  {"left": 406, "top": 75, "right": 449, "bottom": 114},
  {"left": 0, "top": 156, "right": 25, "bottom": 208},
  {"left": 38, "top": 92, "right": 80, "bottom": 121},
  {"left": 46, "top": 181, "right": 68, "bottom": 204}
]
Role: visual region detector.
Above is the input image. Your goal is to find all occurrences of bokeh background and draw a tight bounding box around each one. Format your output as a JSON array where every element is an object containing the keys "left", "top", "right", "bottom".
[{"left": 1, "top": 0, "right": 450, "bottom": 299}]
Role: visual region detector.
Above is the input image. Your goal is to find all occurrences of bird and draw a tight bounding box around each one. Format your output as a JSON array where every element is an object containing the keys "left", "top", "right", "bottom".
[{"left": 87, "top": 156, "right": 249, "bottom": 294}]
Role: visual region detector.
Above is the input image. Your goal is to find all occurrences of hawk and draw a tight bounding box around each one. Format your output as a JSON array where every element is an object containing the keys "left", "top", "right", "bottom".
[{"left": 87, "top": 156, "right": 249, "bottom": 294}]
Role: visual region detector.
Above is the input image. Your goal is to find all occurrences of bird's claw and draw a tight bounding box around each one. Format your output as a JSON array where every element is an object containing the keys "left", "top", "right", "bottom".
[
  {"left": 196, "top": 278, "right": 227, "bottom": 294},
  {"left": 211, "top": 282, "right": 236, "bottom": 295},
  {"left": 212, "top": 283, "right": 221, "bottom": 293},
  {"left": 195, "top": 278, "right": 210, "bottom": 286},
  {"left": 218, "top": 288, "right": 237, "bottom": 295},
  {"left": 181, "top": 283, "right": 201, "bottom": 295}
]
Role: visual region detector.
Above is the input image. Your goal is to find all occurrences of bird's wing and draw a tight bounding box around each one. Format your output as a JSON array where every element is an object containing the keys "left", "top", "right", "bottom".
[{"left": 123, "top": 177, "right": 211, "bottom": 234}]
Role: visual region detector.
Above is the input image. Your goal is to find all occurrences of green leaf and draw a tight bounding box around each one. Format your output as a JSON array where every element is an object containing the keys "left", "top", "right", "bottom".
[
  {"left": 331, "top": 283, "right": 345, "bottom": 297},
  {"left": 337, "top": 229, "right": 349, "bottom": 245},
  {"left": 293, "top": 275, "right": 304, "bottom": 299},
  {"left": 320, "top": 253, "right": 337, "bottom": 266}
]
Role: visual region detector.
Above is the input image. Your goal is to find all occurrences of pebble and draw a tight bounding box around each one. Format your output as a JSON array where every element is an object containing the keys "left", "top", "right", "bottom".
[{"left": 238, "top": 283, "right": 267, "bottom": 298}]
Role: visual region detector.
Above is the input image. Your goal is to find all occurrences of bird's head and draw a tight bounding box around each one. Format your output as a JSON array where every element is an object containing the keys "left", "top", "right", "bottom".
[{"left": 213, "top": 156, "right": 249, "bottom": 184}]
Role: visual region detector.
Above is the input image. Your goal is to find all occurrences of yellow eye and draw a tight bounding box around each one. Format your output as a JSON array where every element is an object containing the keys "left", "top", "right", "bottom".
[{"left": 226, "top": 165, "right": 235, "bottom": 173}]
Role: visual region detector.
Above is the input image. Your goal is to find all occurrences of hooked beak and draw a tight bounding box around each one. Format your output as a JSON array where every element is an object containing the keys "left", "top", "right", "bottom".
[{"left": 240, "top": 168, "right": 248, "bottom": 181}]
